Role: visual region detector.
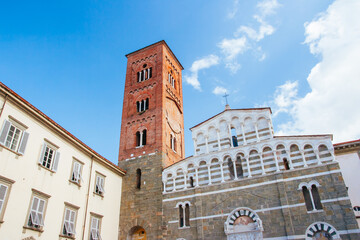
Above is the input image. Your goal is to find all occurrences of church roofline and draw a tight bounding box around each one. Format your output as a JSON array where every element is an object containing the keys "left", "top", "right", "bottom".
[
  {"left": 189, "top": 107, "right": 272, "bottom": 130},
  {"left": 0, "top": 82, "right": 126, "bottom": 176},
  {"left": 163, "top": 155, "right": 194, "bottom": 170},
  {"left": 125, "top": 40, "right": 184, "bottom": 70}
]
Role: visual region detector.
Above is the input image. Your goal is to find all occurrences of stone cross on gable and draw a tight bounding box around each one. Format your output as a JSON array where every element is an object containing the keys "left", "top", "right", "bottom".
[{"left": 223, "top": 92, "right": 229, "bottom": 105}]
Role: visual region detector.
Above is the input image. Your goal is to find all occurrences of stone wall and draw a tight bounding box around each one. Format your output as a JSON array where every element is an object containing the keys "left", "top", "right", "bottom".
[
  {"left": 162, "top": 162, "right": 359, "bottom": 240},
  {"left": 118, "top": 153, "right": 165, "bottom": 239}
]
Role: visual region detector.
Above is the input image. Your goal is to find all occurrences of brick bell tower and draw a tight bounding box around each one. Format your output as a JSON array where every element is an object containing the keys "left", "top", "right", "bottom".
[
  {"left": 118, "top": 40, "right": 185, "bottom": 166},
  {"left": 118, "top": 41, "right": 184, "bottom": 239}
]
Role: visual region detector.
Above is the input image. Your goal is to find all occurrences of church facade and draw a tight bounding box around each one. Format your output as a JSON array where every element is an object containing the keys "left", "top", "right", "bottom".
[{"left": 118, "top": 41, "right": 360, "bottom": 240}]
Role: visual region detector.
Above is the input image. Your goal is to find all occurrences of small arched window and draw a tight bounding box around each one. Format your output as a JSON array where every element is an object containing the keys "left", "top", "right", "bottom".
[
  {"left": 137, "top": 65, "right": 152, "bottom": 82},
  {"left": 302, "top": 186, "right": 313, "bottom": 211},
  {"left": 189, "top": 176, "right": 194, "bottom": 188},
  {"left": 136, "top": 131, "right": 141, "bottom": 147},
  {"left": 136, "top": 169, "right": 141, "bottom": 189},
  {"left": 137, "top": 98, "right": 149, "bottom": 112},
  {"left": 142, "top": 130, "right": 147, "bottom": 146},
  {"left": 185, "top": 204, "right": 190, "bottom": 226},
  {"left": 283, "top": 158, "right": 290, "bottom": 170},
  {"left": 145, "top": 98, "right": 149, "bottom": 110},
  {"left": 231, "top": 127, "right": 238, "bottom": 147},
  {"left": 179, "top": 204, "right": 184, "bottom": 227},
  {"left": 311, "top": 185, "right": 323, "bottom": 210},
  {"left": 300, "top": 181, "right": 323, "bottom": 212},
  {"left": 178, "top": 202, "right": 190, "bottom": 228}
]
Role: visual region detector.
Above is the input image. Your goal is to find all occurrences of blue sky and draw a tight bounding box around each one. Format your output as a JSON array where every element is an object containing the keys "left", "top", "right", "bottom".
[{"left": 1, "top": 0, "right": 360, "bottom": 164}]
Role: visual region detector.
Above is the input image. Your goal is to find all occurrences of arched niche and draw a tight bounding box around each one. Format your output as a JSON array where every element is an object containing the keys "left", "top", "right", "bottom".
[
  {"left": 128, "top": 226, "right": 147, "bottom": 240},
  {"left": 224, "top": 207, "right": 263, "bottom": 240}
]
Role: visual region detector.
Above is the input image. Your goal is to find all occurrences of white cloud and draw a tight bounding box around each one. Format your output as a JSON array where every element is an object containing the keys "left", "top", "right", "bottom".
[
  {"left": 256, "top": 0, "right": 281, "bottom": 17},
  {"left": 218, "top": 0, "right": 280, "bottom": 73},
  {"left": 213, "top": 86, "right": 228, "bottom": 95},
  {"left": 184, "top": 55, "right": 220, "bottom": 91},
  {"left": 237, "top": 16, "right": 275, "bottom": 41},
  {"left": 274, "top": 0, "right": 360, "bottom": 142},
  {"left": 218, "top": 37, "right": 247, "bottom": 61},
  {"left": 272, "top": 81, "right": 298, "bottom": 116},
  {"left": 227, "top": 0, "right": 239, "bottom": 19}
]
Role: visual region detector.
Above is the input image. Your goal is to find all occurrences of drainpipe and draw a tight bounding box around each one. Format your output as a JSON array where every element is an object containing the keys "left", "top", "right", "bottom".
[
  {"left": 0, "top": 94, "right": 8, "bottom": 118},
  {"left": 82, "top": 156, "right": 94, "bottom": 240}
]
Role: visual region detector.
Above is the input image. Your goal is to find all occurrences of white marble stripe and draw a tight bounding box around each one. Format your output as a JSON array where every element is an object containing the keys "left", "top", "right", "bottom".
[
  {"left": 163, "top": 169, "right": 341, "bottom": 201},
  {"left": 338, "top": 229, "right": 360, "bottom": 234},
  {"left": 168, "top": 197, "right": 347, "bottom": 224}
]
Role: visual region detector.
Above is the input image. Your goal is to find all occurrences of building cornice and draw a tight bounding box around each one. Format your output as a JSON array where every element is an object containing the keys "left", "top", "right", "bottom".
[{"left": 0, "top": 82, "right": 126, "bottom": 176}]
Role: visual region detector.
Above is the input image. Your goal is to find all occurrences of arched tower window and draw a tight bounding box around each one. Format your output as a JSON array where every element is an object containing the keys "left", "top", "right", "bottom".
[
  {"left": 142, "top": 130, "right": 147, "bottom": 146},
  {"left": 136, "top": 169, "right": 141, "bottom": 189},
  {"left": 231, "top": 127, "right": 238, "bottom": 147},
  {"left": 135, "top": 130, "right": 147, "bottom": 147},
  {"left": 136, "top": 131, "right": 141, "bottom": 147},
  {"left": 137, "top": 64, "right": 152, "bottom": 82},
  {"left": 137, "top": 98, "right": 149, "bottom": 112}
]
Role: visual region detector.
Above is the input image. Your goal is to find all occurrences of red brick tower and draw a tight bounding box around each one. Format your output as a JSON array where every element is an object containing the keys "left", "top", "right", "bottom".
[
  {"left": 118, "top": 41, "right": 185, "bottom": 239},
  {"left": 118, "top": 40, "right": 184, "bottom": 167}
]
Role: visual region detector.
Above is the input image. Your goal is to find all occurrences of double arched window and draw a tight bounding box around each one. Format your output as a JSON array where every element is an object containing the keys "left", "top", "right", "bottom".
[
  {"left": 299, "top": 181, "right": 323, "bottom": 211},
  {"left": 137, "top": 64, "right": 152, "bottom": 82},
  {"left": 177, "top": 202, "right": 190, "bottom": 228},
  {"left": 136, "top": 98, "right": 149, "bottom": 112},
  {"left": 136, "top": 130, "right": 147, "bottom": 147}
]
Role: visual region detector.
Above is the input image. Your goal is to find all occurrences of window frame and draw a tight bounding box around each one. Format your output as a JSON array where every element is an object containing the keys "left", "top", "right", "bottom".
[
  {"left": 299, "top": 181, "right": 323, "bottom": 213},
  {"left": 24, "top": 189, "right": 51, "bottom": 232},
  {"left": 60, "top": 203, "right": 79, "bottom": 238},
  {"left": 89, "top": 213, "right": 102, "bottom": 240},
  {"left": 38, "top": 140, "right": 60, "bottom": 172},
  {"left": 0, "top": 118, "right": 29, "bottom": 155},
  {"left": 176, "top": 201, "right": 191, "bottom": 229},
  {"left": 0, "top": 175, "right": 15, "bottom": 223},
  {"left": 94, "top": 173, "right": 105, "bottom": 196},
  {"left": 70, "top": 158, "right": 84, "bottom": 186}
]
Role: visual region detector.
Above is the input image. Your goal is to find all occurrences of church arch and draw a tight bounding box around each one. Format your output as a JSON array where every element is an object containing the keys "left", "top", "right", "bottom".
[
  {"left": 305, "top": 222, "right": 340, "bottom": 240},
  {"left": 224, "top": 207, "right": 263, "bottom": 239},
  {"left": 127, "top": 226, "right": 147, "bottom": 240}
]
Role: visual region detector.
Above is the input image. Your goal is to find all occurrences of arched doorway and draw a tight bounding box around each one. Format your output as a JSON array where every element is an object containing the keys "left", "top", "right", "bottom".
[{"left": 128, "top": 226, "right": 146, "bottom": 240}]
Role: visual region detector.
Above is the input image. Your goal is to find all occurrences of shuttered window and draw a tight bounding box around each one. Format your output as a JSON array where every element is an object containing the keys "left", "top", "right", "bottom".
[
  {"left": 38, "top": 143, "right": 60, "bottom": 172},
  {"left": 63, "top": 208, "right": 76, "bottom": 236},
  {"left": 0, "top": 119, "right": 29, "bottom": 155},
  {"left": 0, "top": 184, "right": 8, "bottom": 216},
  {"left": 90, "top": 216, "right": 102, "bottom": 240},
  {"left": 95, "top": 175, "right": 105, "bottom": 195},
  {"left": 28, "top": 196, "right": 46, "bottom": 228},
  {"left": 71, "top": 161, "right": 82, "bottom": 184}
]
